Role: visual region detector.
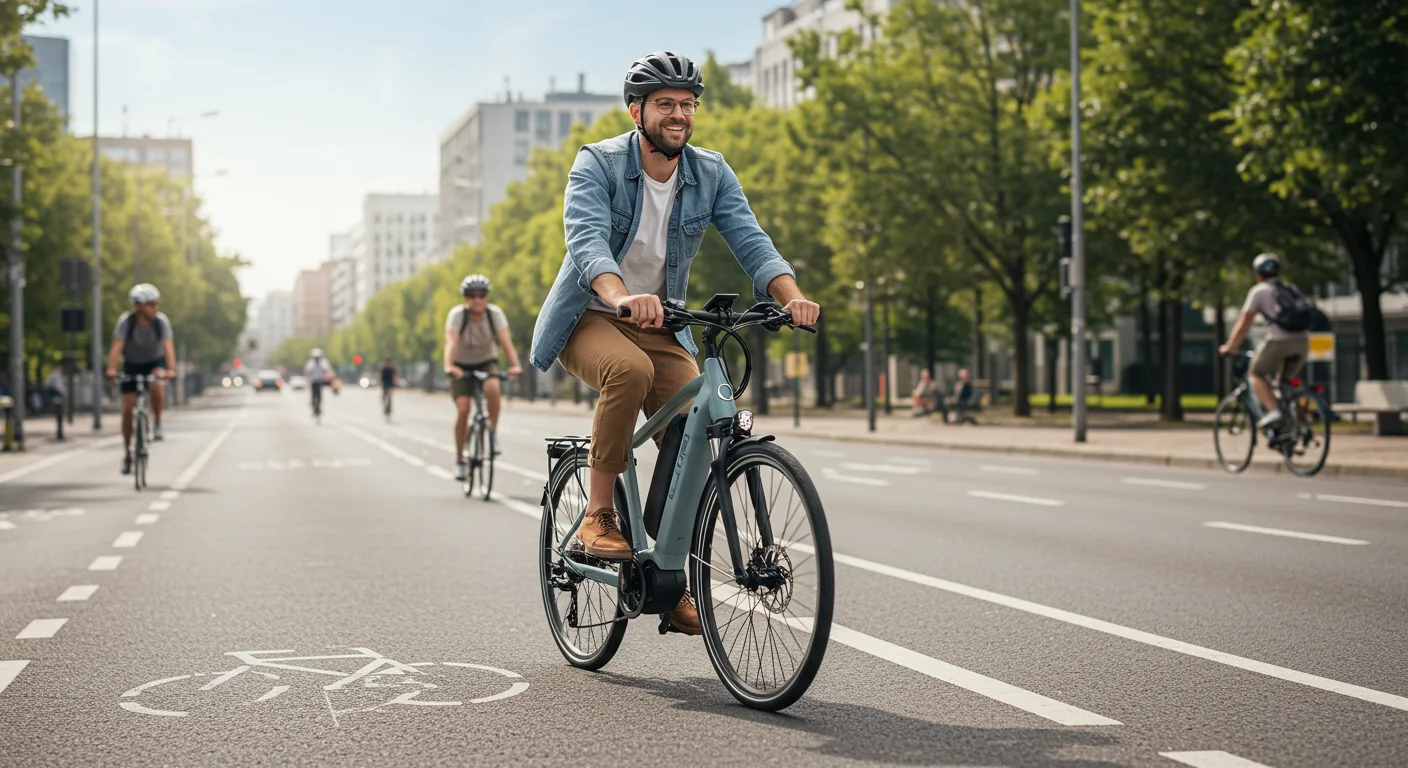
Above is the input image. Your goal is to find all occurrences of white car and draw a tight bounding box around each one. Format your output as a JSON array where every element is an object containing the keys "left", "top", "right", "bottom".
[{"left": 287, "top": 375, "right": 309, "bottom": 391}]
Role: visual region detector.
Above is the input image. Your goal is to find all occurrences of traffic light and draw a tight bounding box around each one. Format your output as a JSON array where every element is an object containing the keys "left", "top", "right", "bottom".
[
  {"left": 233, "top": 358, "right": 242, "bottom": 369},
  {"left": 352, "top": 355, "right": 363, "bottom": 366}
]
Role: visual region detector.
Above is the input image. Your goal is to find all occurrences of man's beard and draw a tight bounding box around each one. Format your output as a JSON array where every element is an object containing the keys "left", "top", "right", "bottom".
[{"left": 644, "top": 117, "right": 691, "bottom": 154}]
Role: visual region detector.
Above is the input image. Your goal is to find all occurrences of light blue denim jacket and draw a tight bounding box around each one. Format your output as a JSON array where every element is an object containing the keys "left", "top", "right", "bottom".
[{"left": 529, "top": 130, "right": 795, "bottom": 372}]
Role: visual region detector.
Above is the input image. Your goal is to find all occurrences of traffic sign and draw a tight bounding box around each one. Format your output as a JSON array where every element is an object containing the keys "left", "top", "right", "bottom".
[
  {"left": 60, "top": 308, "right": 86, "bottom": 333},
  {"left": 785, "top": 352, "right": 809, "bottom": 379},
  {"left": 1308, "top": 333, "right": 1335, "bottom": 362}
]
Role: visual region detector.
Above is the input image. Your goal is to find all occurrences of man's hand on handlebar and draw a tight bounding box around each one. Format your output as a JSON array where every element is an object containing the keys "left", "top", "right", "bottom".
[
  {"left": 446, "top": 365, "right": 465, "bottom": 379},
  {"left": 507, "top": 365, "right": 523, "bottom": 379},
  {"left": 614, "top": 294, "right": 665, "bottom": 329},
  {"left": 782, "top": 298, "right": 821, "bottom": 327}
]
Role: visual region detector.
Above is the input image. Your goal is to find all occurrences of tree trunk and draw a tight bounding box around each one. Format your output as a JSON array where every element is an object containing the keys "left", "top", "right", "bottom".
[
  {"left": 1046, "top": 333, "right": 1058, "bottom": 414},
  {"left": 1213, "top": 289, "right": 1227, "bottom": 399},
  {"left": 973, "top": 286, "right": 985, "bottom": 383},
  {"left": 882, "top": 298, "right": 892, "bottom": 415},
  {"left": 1011, "top": 301, "right": 1031, "bottom": 417},
  {"left": 1160, "top": 297, "right": 1184, "bottom": 422},
  {"left": 814, "top": 313, "right": 830, "bottom": 408},
  {"left": 1140, "top": 284, "right": 1155, "bottom": 405},
  {"left": 924, "top": 283, "right": 937, "bottom": 375},
  {"left": 751, "top": 325, "right": 769, "bottom": 415}
]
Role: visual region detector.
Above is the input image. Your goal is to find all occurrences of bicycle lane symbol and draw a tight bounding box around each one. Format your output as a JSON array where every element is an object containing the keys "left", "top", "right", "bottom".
[{"left": 119, "top": 647, "right": 529, "bottom": 724}]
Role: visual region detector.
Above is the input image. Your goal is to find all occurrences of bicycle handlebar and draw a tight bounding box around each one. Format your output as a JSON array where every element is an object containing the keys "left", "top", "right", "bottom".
[{"left": 616, "top": 302, "right": 816, "bottom": 334}]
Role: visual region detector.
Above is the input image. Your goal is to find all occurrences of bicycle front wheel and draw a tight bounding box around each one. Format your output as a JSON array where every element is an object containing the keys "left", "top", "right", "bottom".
[
  {"left": 479, "top": 427, "right": 495, "bottom": 501},
  {"left": 1214, "top": 393, "right": 1256, "bottom": 474},
  {"left": 690, "top": 441, "right": 833, "bottom": 712},
  {"left": 1283, "top": 391, "right": 1331, "bottom": 477},
  {"left": 134, "top": 413, "right": 149, "bottom": 491},
  {"left": 462, "top": 420, "right": 481, "bottom": 498}
]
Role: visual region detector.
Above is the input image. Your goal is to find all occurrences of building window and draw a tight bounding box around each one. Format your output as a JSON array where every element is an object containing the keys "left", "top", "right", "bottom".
[
  {"left": 514, "top": 139, "right": 530, "bottom": 165},
  {"left": 515, "top": 110, "right": 529, "bottom": 132},
  {"left": 559, "top": 111, "right": 573, "bottom": 136},
  {"left": 579, "top": 111, "right": 593, "bottom": 127},
  {"left": 147, "top": 148, "right": 166, "bottom": 163},
  {"left": 169, "top": 147, "right": 188, "bottom": 164},
  {"left": 535, "top": 110, "right": 551, "bottom": 141}
]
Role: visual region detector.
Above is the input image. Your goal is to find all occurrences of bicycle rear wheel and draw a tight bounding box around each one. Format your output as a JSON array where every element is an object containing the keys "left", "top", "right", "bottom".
[
  {"left": 1214, "top": 393, "right": 1256, "bottom": 474},
  {"left": 134, "top": 413, "right": 149, "bottom": 491},
  {"left": 691, "top": 441, "right": 833, "bottom": 712},
  {"left": 462, "top": 420, "right": 481, "bottom": 497},
  {"left": 1282, "top": 390, "right": 1331, "bottom": 477},
  {"left": 479, "top": 427, "right": 495, "bottom": 501},
  {"left": 539, "top": 447, "right": 628, "bottom": 670}
]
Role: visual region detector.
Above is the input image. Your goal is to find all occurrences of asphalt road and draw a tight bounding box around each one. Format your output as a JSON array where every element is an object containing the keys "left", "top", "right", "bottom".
[{"left": 1, "top": 386, "right": 1405, "bottom": 767}]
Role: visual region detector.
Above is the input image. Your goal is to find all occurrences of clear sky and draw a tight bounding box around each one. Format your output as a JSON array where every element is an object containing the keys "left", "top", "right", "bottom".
[{"left": 29, "top": 0, "right": 774, "bottom": 299}]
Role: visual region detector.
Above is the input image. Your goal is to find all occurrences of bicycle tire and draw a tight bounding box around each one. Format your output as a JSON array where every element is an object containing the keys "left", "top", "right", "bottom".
[
  {"left": 480, "top": 426, "right": 495, "bottom": 501},
  {"left": 1283, "top": 390, "right": 1331, "bottom": 477},
  {"left": 539, "top": 447, "right": 628, "bottom": 670},
  {"left": 1213, "top": 393, "right": 1256, "bottom": 474},
  {"left": 463, "top": 419, "right": 481, "bottom": 498},
  {"left": 691, "top": 441, "right": 833, "bottom": 712},
  {"left": 134, "top": 412, "right": 149, "bottom": 491}
]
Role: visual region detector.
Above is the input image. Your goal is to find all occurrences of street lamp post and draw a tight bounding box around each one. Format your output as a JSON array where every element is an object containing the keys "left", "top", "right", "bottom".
[
  {"left": 860, "top": 277, "right": 876, "bottom": 433},
  {"left": 8, "top": 68, "right": 25, "bottom": 449},
  {"left": 91, "top": 0, "right": 103, "bottom": 429},
  {"left": 1070, "top": 0, "right": 1089, "bottom": 443}
]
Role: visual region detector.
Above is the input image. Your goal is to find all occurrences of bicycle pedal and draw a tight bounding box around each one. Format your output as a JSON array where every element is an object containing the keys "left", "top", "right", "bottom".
[{"left": 657, "top": 615, "right": 683, "bottom": 635}]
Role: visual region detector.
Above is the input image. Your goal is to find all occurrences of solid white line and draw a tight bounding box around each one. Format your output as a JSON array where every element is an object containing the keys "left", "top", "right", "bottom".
[
  {"left": 811, "top": 449, "right": 847, "bottom": 459},
  {"left": 0, "top": 520, "right": 14, "bottom": 530},
  {"left": 827, "top": 624, "right": 1119, "bottom": 725},
  {"left": 780, "top": 543, "right": 1408, "bottom": 713},
  {"left": 0, "top": 660, "right": 30, "bottom": 694},
  {"left": 16, "top": 619, "right": 68, "bottom": 640},
  {"left": 1312, "top": 494, "right": 1408, "bottom": 509},
  {"left": 57, "top": 585, "right": 99, "bottom": 602},
  {"left": 968, "top": 490, "right": 1065, "bottom": 507},
  {"left": 495, "top": 495, "right": 542, "bottom": 520},
  {"left": 112, "top": 531, "right": 145, "bottom": 548},
  {"left": 147, "top": 500, "right": 171, "bottom": 512},
  {"left": 159, "top": 490, "right": 180, "bottom": 500},
  {"left": 888, "top": 457, "right": 931, "bottom": 467},
  {"left": 0, "top": 437, "right": 123, "bottom": 485},
  {"left": 498, "top": 462, "right": 549, "bottom": 482},
  {"left": 1203, "top": 521, "right": 1368, "bottom": 546},
  {"left": 425, "top": 465, "right": 455, "bottom": 480},
  {"left": 979, "top": 465, "right": 1040, "bottom": 476},
  {"left": 1123, "top": 477, "right": 1207, "bottom": 490},
  {"left": 88, "top": 555, "right": 122, "bottom": 571},
  {"left": 135, "top": 513, "right": 160, "bottom": 525},
  {"left": 840, "top": 462, "right": 921, "bottom": 476},
  {"left": 821, "top": 468, "right": 889, "bottom": 487},
  {"left": 1159, "top": 751, "right": 1276, "bottom": 768}
]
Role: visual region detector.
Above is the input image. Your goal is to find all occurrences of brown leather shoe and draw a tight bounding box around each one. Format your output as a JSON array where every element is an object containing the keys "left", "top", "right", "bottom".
[
  {"left": 577, "top": 508, "right": 631, "bottom": 560},
  {"left": 669, "top": 591, "right": 701, "bottom": 636}
]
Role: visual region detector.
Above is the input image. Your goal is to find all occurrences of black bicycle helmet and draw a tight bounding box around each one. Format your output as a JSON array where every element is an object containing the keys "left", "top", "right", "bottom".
[
  {"left": 1253, "top": 252, "right": 1281, "bottom": 278},
  {"left": 623, "top": 51, "right": 704, "bottom": 107}
]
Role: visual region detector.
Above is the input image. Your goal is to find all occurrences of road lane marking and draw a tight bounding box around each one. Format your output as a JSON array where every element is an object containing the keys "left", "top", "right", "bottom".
[
  {"left": 88, "top": 555, "right": 122, "bottom": 571},
  {"left": 1160, "top": 751, "right": 1276, "bottom": 768},
  {"left": 1309, "top": 494, "right": 1408, "bottom": 509},
  {"left": 148, "top": 500, "right": 171, "bottom": 511},
  {"left": 135, "top": 513, "right": 160, "bottom": 525},
  {"left": 0, "top": 660, "right": 30, "bottom": 694},
  {"left": 496, "top": 495, "right": 543, "bottom": 520},
  {"left": 821, "top": 468, "right": 889, "bottom": 487},
  {"left": 426, "top": 465, "right": 455, "bottom": 481},
  {"left": 1122, "top": 477, "right": 1207, "bottom": 490},
  {"left": 980, "top": 465, "right": 1040, "bottom": 476},
  {"left": 112, "top": 531, "right": 145, "bottom": 548},
  {"left": 840, "top": 462, "right": 921, "bottom": 476},
  {"left": 16, "top": 619, "right": 68, "bottom": 639},
  {"left": 1203, "top": 522, "right": 1368, "bottom": 546},
  {"left": 967, "top": 490, "right": 1064, "bottom": 507},
  {"left": 0, "top": 520, "right": 13, "bottom": 530},
  {"left": 888, "top": 457, "right": 931, "bottom": 467},
  {"left": 780, "top": 543, "right": 1408, "bottom": 713},
  {"left": 57, "top": 585, "right": 99, "bottom": 602},
  {"left": 811, "top": 449, "right": 847, "bottom": 459},
  {"left": 0, "top": 437, "right": 123, "bottom": 485},
  {"left": 828, "top": 624, "right": 1119, "bottom": 725},
  {"left": 498, "top": 463, "right": 548, "bottom": 482},
  {"left": 170, "top": 410, "right": 244, "bottom": 491},
  {"left": 159, "top": 490, "right": 180, "bottom": 500}
]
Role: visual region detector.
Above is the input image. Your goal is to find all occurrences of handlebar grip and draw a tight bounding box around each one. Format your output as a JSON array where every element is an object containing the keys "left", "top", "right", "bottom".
[{"left": 616, "top": 306, "right": 632, "bottom": 319}]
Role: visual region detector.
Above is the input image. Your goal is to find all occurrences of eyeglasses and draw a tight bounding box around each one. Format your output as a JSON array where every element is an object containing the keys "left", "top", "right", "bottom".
[
  {"left": 648, "top": 98, "right": 699, "bottom": 116},
  {"left": 465, "top": 292, "right": 488, "bottom": 300}
]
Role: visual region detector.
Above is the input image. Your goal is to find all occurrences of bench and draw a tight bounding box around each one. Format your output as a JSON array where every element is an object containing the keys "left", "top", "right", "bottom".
[{"left": 1332, "top": 381, "right": 1408, "bottom": 436}]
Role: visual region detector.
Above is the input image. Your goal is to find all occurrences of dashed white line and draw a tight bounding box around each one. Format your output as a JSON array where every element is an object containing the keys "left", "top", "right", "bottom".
[
  {"left": 0, "top": 660, "right": 30, "bottom": 694},
  {"left": 57, "top": 585, "right": 99, "bottom": 602},
  {"left": 840, "top": 462, "right": 921, "bottom": 476},
  {"left": 0, "top": 437, "right": 123, "bottom": 485},
  {"left": 112, "top": 531, "right": 145, "bottom": 549},
  {"left": 495, "top": 495, "right": 543, "bottom": 520},
  {"left": 498, "top": 462, "right": 549, "bottom": 482},
  {"left": 16, "top": 619, "right": 68, "bottom": 640},
  {"left": 1122, "top": 477, "right": 1207, "bottom": 490},
  {"left": 1309, "top": 494, "right": 1408, "bottom": 509},
  {"left": 88, "top": 556, "right": 122, "bottom": 571},
  {"left": 425, "top": 465, "right": 455, "bottom": 481},
  {"left": 821, "top": 468, "right": 889, "bottom": 487},
  {"left": 979, "top": 465, "right": 1040, "bottom": 476},
  {"left": 1159, "top": 751, "right": 1276, "bottom": 768},
  {"left": 780, "top": 543, "right": 1408, "bottom": 713},
  {"left": 135, "top": 513, "right": 160, "bottom": 525},
  {"left": 967, "top": 490, "right": 1065, "bottom": 507},
  {"left": 1203, "top": 522, "right": 1368, "bottom": 546},
  {"left": 159, "top": 490, "right": 180, "bottom": 500},
  {"left": 811, "top": 449, "right": 847, "bottom": 459},
  {"left": 888, "top": 457, "right": 931, "bottom": 467},
  {"left": 147, "top": 500, "right": 172, "bottom": 512},
  {"left": 0, "top": 520, "right": 14, "bottom": 530}
]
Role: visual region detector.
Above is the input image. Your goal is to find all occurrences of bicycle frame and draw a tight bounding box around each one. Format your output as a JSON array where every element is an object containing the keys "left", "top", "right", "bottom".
[{"left": 556, "top": 355, "right": 738, "bottom": 589}]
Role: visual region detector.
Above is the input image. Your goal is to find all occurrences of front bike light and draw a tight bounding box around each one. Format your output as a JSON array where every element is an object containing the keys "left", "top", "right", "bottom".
[{"left": 734, "top": 409, "right": 754, "bottom": 436}]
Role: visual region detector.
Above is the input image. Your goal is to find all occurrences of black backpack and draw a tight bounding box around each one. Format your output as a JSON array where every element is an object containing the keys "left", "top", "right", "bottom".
[
  {"left": 124, "top": 312, "right": 164, "bottom": 343},
  {"left": 1269, "top": 282, "right": 1315, "bottom": 333},
  {"left": 457, "top": 304, "right": 497, "bottom": 341}
]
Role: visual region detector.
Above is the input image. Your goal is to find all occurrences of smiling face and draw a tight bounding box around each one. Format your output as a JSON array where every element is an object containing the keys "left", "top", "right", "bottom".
[{"left": 631, "top": 87, "right": 696, "bottom": 155}]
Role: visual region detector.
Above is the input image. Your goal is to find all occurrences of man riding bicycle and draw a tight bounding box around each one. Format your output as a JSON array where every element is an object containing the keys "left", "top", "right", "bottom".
[
  {"left": 380, "top": 358, "right": 397, "bottom": 398},
  {"left": 303, "top": 348, "right": 340, "bottom": 412},
  {"left": 1219, "top": 253, "right": 1312, "bottom": 430},
  {"left": 528, "top": 51, "right": 820, "bottom": 636},
  {"left": 445, "top": 274, "right": 522, "bottom": 482},
  {"left": 106, "top": 283, "right": 176, "bottom": 475}
]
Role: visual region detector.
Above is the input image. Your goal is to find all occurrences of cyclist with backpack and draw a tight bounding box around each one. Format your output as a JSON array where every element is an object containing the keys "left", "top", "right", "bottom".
[
  {"left": 1219, "top": 253, "right": 1314, "bottom": 429},
  {"left": 106, "top": 284, "right": 176, "bottom": 475},
  {"left": 444, "top": 274, "right": 522, "bottom": 482}
]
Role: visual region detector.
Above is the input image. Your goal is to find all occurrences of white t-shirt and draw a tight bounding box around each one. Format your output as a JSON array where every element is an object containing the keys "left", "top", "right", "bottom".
[
  {"left": 304, "top": 358, "right": 335, "bottom": 382},
  {"left": 591, "top": 166, "right": 678, "bottom": 313},
  {"left": 445, "top": 303, "right": 509, "bottom": 364},
  {"left": 1242, "top": 280, "right": 1308, "bottom": 342}
]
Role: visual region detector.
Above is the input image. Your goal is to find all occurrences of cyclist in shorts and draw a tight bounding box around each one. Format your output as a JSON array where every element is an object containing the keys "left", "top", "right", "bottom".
[
  {"left": 106, "top": 283, "right": 176, "bottom": 475},
  {"left": 444, "top": 274, "right": 522, "bottom": 481},
  {"left": 1219, "top": 253, "right": 1312, "bottom": 429}
]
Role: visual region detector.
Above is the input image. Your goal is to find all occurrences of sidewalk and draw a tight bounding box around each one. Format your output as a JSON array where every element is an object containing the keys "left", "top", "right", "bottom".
[{"left": 495, "top": 396, "right": 1407, "bottom": 481}]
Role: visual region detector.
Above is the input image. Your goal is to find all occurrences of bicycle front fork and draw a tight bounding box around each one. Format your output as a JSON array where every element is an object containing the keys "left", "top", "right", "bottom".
[{"left": 706, "top": 418, "right": 774, "bottom": 588}]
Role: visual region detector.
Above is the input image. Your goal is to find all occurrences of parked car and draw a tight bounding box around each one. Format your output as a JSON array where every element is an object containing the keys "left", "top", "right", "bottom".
[
  {"left": 287, "top": 375, "right": 308, "bottom": 391},
  {"left": 252, "top": 369, "right": 283, "bottom": 393}
]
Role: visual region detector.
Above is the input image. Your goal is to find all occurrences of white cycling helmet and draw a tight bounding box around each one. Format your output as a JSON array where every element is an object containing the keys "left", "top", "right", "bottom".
[
  {"left": 311, "top": 348, "right": 324, "bottom": 358},
  {"left": 129, "top": 283, "right": 161, "bottom": 304},
  {"left": 460, "top": 274, "right": 491, "bottom": 295}
]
